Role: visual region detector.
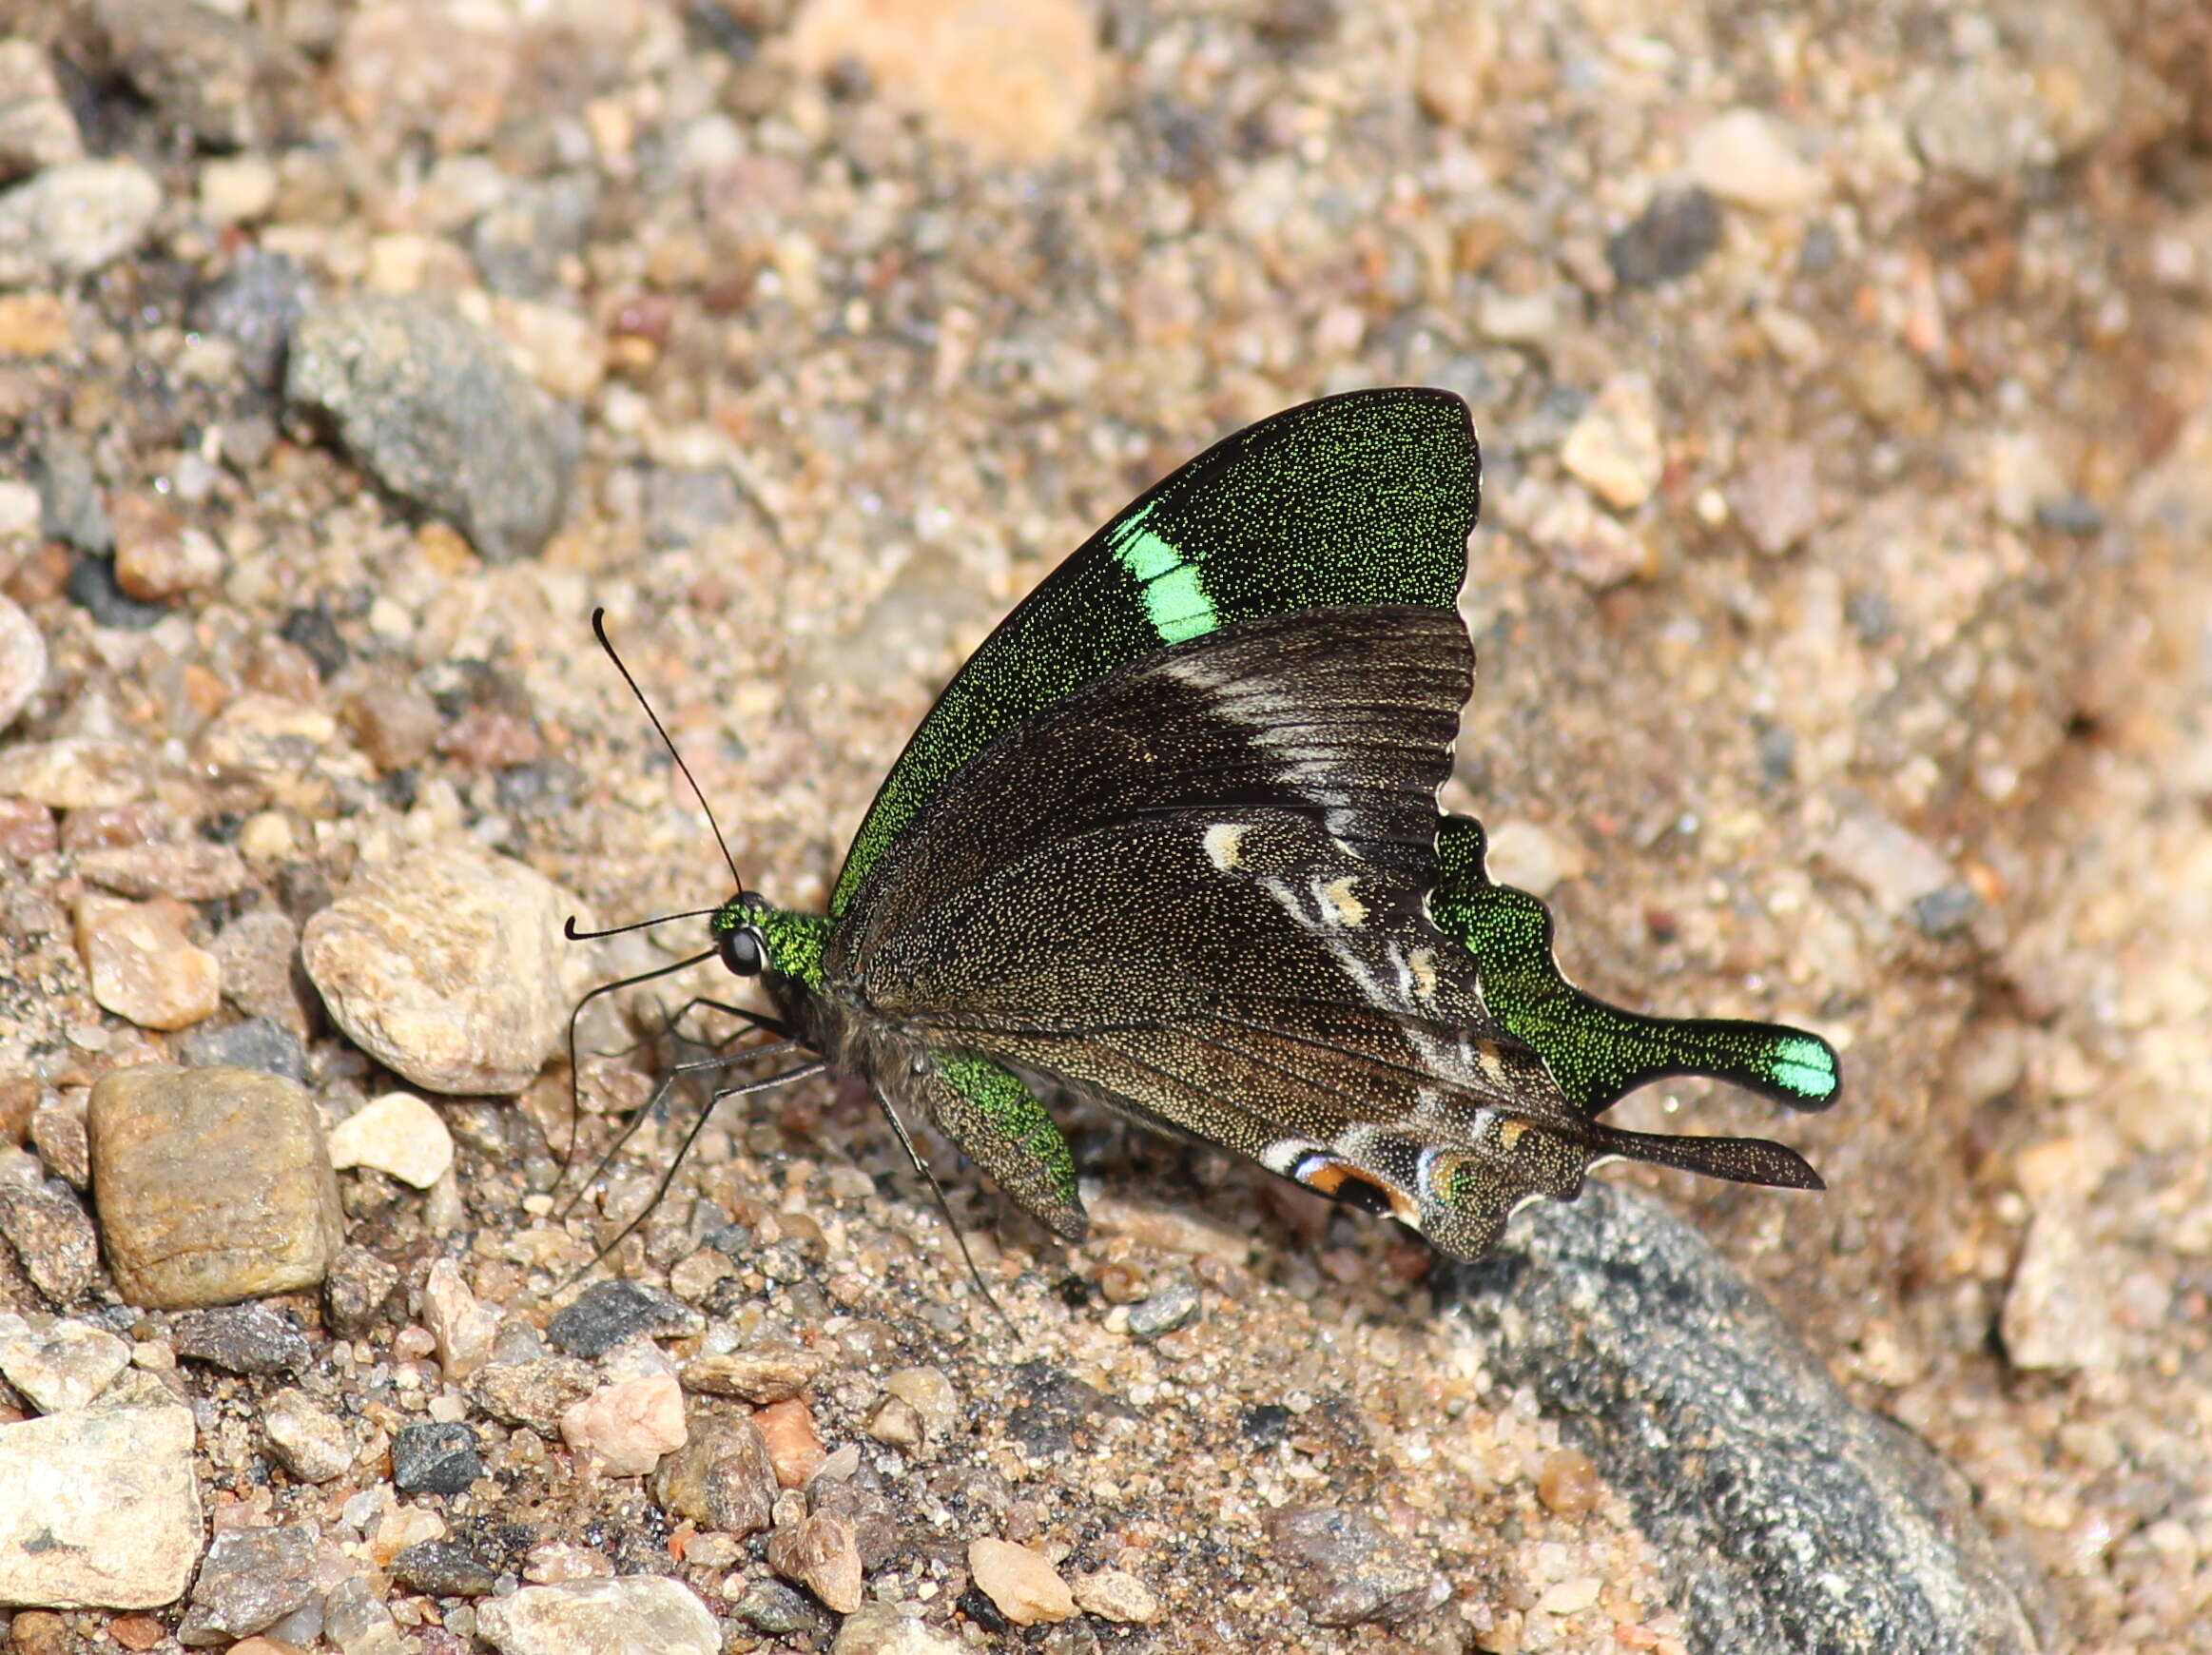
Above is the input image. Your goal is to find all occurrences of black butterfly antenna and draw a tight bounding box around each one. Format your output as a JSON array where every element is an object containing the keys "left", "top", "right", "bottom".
[{"left": 591, "top": 606, "right": 745, "bottom": 895}]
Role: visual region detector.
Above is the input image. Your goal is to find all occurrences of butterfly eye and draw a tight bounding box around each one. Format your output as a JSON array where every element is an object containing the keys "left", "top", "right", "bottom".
[{"left": 718, "top": 925, "right": 766, "bottom": 977}]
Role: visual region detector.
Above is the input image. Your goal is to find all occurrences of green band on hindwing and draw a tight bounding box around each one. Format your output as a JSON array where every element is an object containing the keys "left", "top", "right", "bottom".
[
  {"left": 922, "top": 1055, "right": 1087, "bottom": 1242},
  {"left": 1430, "top": 816, "right": 1841, "bottom": 1117}
]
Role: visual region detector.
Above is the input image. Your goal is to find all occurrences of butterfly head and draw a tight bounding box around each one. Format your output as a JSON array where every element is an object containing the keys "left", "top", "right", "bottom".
[{"left": 710, "top": 894, "right": 830, "bottom": 993}]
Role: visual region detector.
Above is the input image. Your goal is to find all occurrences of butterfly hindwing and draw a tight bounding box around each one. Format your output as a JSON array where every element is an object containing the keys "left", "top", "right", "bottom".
[
  {"left": 832, "top": 606, "right": 1821, "bottom": 1258},
  {"left": 829, "top": 388, "right": 1479, "bottom": 915},
  {"left": 1430, "top": 815, "right": 1842, "bottom": 1116}
]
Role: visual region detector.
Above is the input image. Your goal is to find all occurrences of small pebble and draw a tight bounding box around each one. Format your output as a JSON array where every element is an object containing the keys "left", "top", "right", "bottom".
[
  {"left": 1481, "top": 820, "right": 1578, "bottom": 899},
  {"left": 328, "top": 1092, "right": 455, "bottom": 1188},
  {"left": 209, "top": 910, "right": 310, "bottom": 1035},
  {"left": 0, "top": 1311, "right": 129, "bottom": 1411},
  {"left": 1126, "top": 1276, "right": 1202, "bottom": 1341},
  {"left": 107, "top": 1614, "right": 164, "bottom": 1652},
  {"left": 77, "top": 841, "right": 250, "bottom": 902},
  {"left": 74, "top": 893, "right": 223, "bottom": 1031},
  {"left": 1607, "top": 187, "right": 1721, "bottom": 289},
  {"left": 767, "top": 1511, "right": 865, "bottom": 1614},
  {"left": 731, "top": 1578, "right": 818, "bottom": 1635},
  {"left": 828, "top": 1605, "right": 965, "bottom": 1654},
  {"left": 0, "top": 1178, "right": 98, "bottom": 1301},
  {"left": 301, "top": 845, "right": 582, "bottom": 1094},
  {"left": 392, "top": 1536, "right": 502, "bottom": 1598},
  {"left": 1538, "top": 1448, "right": 1602, "bottom": 1518},
  {"left": 1821, "top": 811, "right": 1955, "bottom": 919},
  {"left": 0, "top": 39, "right": 84, "bottom": 176},
  {"left": 966, "top": 1537, "right": 1076, "bottom": 1626},
  {"left": 558, "top": 1365, "right": 687, "bottom": 1478},
  {"left": 865, "top": 1394, "right": 923, "bottom": 1450},
  {"left": 29, "top": 1098, "right": 87, "bottom": 1187},
  {"left": 876, "top": 1372, "right": 955, "bottom": 1433},
  {"left": 681, "top": 1344, "right": 831, "bottom": 1403},
  {"left": 548, "top": 1278, "right": 702, "bottom": 1358},
  {"left": 88, "top": 1064, "right": 344, "bottom": 1308},
  {"left": 475, "top": 1577, "right": 720, "bottom": 1655},
  {"left": 649, "top": 1412, "right": 778, "bottom": 1537},
  {"left": 263, "top": 1386, "right": 354, "bottom": 1482},
  {"left": 393, "top": 1420, "right": 483, "bottom": 1494},
  {"left": 1731, "top": 444, "right": 1824, "bottom": 556},
  {"left": 2001, "top": 1201, "right": 2122, "bottom": 1373},
  {"left": 1538, "top": 1574, "right": 1606, "bottom": 1616},
  {"left": 323, "top": 1243, "right": 401, "bottom": 1339},
  {"left": 177, "top": 1523, "right": 320, "bottom": 1645},
  {"left": 0, "top": 158, "right": 163, "bottom": 285},
  {"left": 110, "top": 493, "right": 223, "bottom": 601},
  {"left": 0, "top": 797, "right": 57, "bottom": 859},
  {"left": 788, "top": 0, "right": 1100, "bottom": 164},
  {"left": 1071, "top": 1567, "right": 1160, "bottom": 1624},
  {"left": 0, "top": 736, "right": 146, "bottom": 808},
  {"left": 0, "top": 1402, "right": 201, "bottom": 1608},
  {"left": 178, "top": 1015, "right": 308, "bottom": 1082},
  {"left": 174, "top": 1302, "right": 311, "bottom": 1374},
  {"left": 0, "top": 591, "right": 45, "bottom": 731},
  {"left": 472, "top": 1354, "right": 597, "bottom": 1434},
  {"left": 421, "top": 1256, "right": 498, "bottom": 1378},
  {"left": 755, "top": 1396, "right": 828, "bottom": 1488},
  {"left": 1265, "top": 1505, "right": 1449, "bottom": 1627},
  {"left": 1560, "top": 375, "right": 1664, "bottom": 512},
  {"left": 1684, "top": 108, "right": 1825, "bottom": 212}
]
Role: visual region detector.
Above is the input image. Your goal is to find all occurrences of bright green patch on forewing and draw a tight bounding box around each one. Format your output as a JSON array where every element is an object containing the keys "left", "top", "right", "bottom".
[
  {"left": 1430, "top": 816, "right": 1840, "bottom": 1116},
  {"left": 1110, "top": 502, "right": 1218, "bottom": 643},
  {"left": 829, "top": 387, "right": 1480, "bottom": 916}
]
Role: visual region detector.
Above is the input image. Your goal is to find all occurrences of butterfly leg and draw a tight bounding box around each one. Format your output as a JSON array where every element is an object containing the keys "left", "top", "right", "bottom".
[{"left": 913, "top": 1054, "right": 1089, "bottom": 1243}]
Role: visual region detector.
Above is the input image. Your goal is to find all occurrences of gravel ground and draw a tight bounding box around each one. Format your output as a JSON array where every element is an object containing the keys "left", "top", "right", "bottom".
[{"left": 1, "top": 1, "right": 2209, "bottom": 1652}]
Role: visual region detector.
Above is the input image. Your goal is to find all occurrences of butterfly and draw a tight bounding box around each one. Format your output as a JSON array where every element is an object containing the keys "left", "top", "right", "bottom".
[{"left": 578, "top": 388, "right": 1838, "bottom": 1265}]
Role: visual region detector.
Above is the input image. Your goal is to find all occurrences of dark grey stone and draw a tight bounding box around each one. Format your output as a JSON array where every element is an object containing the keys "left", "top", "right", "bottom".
[
  {"left": 284, "top": 296, "right": 581, "bottom": 564},
  {"left": 1125, "top": 1275, "right": 1201, "bottom": 1342},
  {"left": 66, "top": 555, "right": 165, "bottom": 631},
  {"left": 729, "top": 1578, "right": 816, "bottom": 1634},
  {"left": 547, "top": 1278, "right": 702, "bottom": 1357},
  {"left": 1446, "top": 1182, "right": 2046, "bottom": 1655},
  {"left": 1912, "top": 884, "right": 1983, "bottom": 938},
  {"left": 391, "top": 1537, "right": 500, "bottom": 1598},
  {"left": 178, "top": 1523, "right": 318, "bottom": 1645},
  {"left": 393, "top": 1421, "right": 481, "bottom": 1495},
  {"left": 179, "top": 1017, "right": 308, "bottom": 1083},
  {"left": 1608, "top": 187, "right": 1724, "bottom": 289},
  {"left": 192, "top": 250, "right": 311, "bottom": 389},
  {"left": 1264, "top": 1505, "right": 1448, "bottom": 1627},
  {"left": 174, "top": 1302, "right": 311, "bottom": 1374}
]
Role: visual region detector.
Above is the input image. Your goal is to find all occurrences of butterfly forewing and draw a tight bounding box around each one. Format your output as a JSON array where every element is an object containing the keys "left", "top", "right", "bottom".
[{"left": 829, "top": 388, "right": 1480, "bottom": 915}]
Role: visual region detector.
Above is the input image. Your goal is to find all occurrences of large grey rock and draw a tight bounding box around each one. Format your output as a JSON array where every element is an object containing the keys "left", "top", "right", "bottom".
[
  {"left": 1447, "top": 1183, "right": 2046, "bottom": 1655},
  {"left": 284, "top": 296, "right": 579, "bottom": 563}
]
